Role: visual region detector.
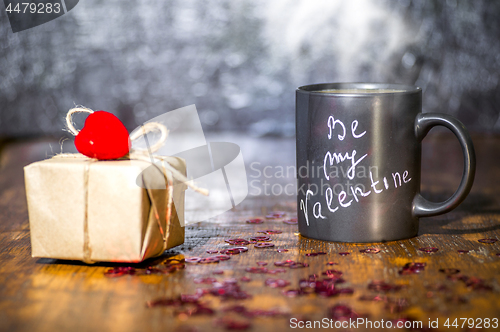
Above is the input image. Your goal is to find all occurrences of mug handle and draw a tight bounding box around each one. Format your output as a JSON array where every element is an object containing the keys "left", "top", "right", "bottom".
[{"left": 412, "top": 113, "right": 476, "bottom": 217}]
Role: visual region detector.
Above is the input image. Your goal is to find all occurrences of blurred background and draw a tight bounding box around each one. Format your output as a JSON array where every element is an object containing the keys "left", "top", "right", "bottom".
[{"left": 1, "top": 0, "right": 499, "bottom": 138}]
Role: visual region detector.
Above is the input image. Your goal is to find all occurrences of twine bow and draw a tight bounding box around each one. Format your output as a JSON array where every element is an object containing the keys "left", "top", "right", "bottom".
[{"left": 64, "top": 107, "right": 208, "bottom": 263}]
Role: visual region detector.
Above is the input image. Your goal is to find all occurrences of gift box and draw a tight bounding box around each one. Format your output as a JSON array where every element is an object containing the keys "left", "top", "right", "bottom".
[{"left": 24, "top": 154, "right": 187, "bottom": 263}]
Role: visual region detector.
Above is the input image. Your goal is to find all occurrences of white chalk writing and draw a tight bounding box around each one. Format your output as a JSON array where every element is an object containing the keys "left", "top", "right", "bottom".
[
  {"left": 301, "top": 116, "right": 412, "bottom": 225},
  {"left": 324, "top": 150, "right": 367, "bottom": 180}
]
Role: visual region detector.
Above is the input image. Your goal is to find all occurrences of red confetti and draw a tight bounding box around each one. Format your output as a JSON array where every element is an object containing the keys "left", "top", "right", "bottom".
[
  {"left": 257, "top": 230, "right": 282, "bottom": 235},
  {"left": 254, "top": 243, "right": 275, "bottom": 248},
  {"left": 296, "top": 276, "right": 350, "bottom": 297},
  {"left": 245, "top": 267, "right": 268, "bottom": 274},
  {"left": 199, "top": 257, "right": 221, "bottom": 264},
  {"left": 276, "top": 249, "right": 289, "bottom": 253},
  {"left": 274, "top": 260, "right": 293, "bottom": 266},
  {"left": 327, "top": 262, "right": 338, "bottom": 265},
  {"left": 256, "top": 261, "right": 268, "bottom": 266},
  {"left": 399, "top": 262, "right": 426, "bottom": 275},
  {"left": 478, "top": 238, "right": 498, "bottom": 244},
  {"left": 213, "top": 270, "right": 224, "bottom": 275},
  {"left": 209, "top": 279, "right": 252, "bottom": 300},
  {"left": 220, "top": 248, "right": 242, "bottom": 255},
  {"left": 315, "top": 282, "right": 345, "bottom": 297},
  {"left": 215, "top": 255, "right": 231, "bottom": 261},
  {"left": 267, "top": 268, "right": 287, "bottom": 274},
  {"left": 282, "top": 218, "right": 298, "bottom": 225},
  {"left": 225, "top": 239, "right": 250, "bottom": 245},
  {"left": 180, "top": 291, "right": 205, "bottom": 303},
  {"left": 338, "top": 252, "right": 350, "bottom": 256},
  {"left": 185, "top": 257, "right": 202, "bottom": 263},
  {"left": 246, "top": 219, "right": 263, "bottom": 224},
  {"left": 220, "top": 247, "right": 247, "bottom": 255},
  {"left": 274, "top": 260, "right": 308, "bottom": 268},
  {"left": 321, "top": 275, "right": 344, "bottom": 285},
  {"left": 206, "top": 250, "right": 219, "bottom": 254},
  {"left": 266, "top": 211, "right": 286, "bottom": 219},
  {"left": 249, "top": 236, "right": 271, "bottom": 242},
  {"left": 457, "top": 249, "right": 470, "bottom": 254},
  {"left": 359, "top": 248, "right": 380, "bottom": 254},
  {"left": 323, "top": 269, "right": 343, "bottom": 277},
  {"left": 265, "top": 278, "right": 290, "bottom": 288},
  {"left": 418, "top": 247, "right": 439, "bottom": 253},
  {"left": 298, "top": 280, "right": 316, "bottom": 292},
  {"left": 232, "top": 247, "right": 249, "bottom": 253},
  {"left": 222, "top": 305, "right": 247, "bottom": 314},
  {"left": 105, "top": 259, "right": 186, "bottom": 277},
  {"left": 240, "top": 276, "right": 251, "bottom": 282}
]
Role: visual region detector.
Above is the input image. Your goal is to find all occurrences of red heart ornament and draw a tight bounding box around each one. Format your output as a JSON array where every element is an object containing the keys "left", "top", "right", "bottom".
[{"left": 74, "top": 111, "right": 130, "bottom": 160}]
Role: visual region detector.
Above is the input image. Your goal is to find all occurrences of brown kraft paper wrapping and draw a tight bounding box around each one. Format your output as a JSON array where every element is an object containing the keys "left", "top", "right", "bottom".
[{"left": 24, "top": 154, "right": 187, "bottom": 263}]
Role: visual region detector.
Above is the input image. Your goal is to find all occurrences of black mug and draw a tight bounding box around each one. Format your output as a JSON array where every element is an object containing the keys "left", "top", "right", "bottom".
[{"left": 296, "top": 83, "right": 476, "bottom": 243}]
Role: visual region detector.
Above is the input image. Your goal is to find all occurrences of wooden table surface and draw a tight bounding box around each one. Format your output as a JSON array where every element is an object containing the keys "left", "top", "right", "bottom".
[{"left": 0, "top": 132, "right": 499, "bottom": 332}]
